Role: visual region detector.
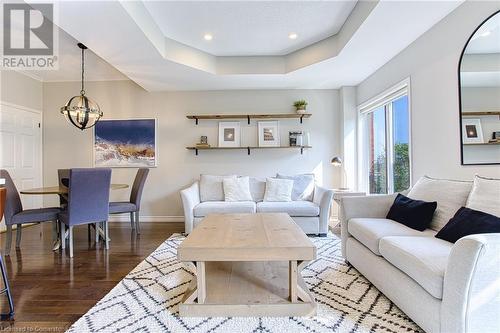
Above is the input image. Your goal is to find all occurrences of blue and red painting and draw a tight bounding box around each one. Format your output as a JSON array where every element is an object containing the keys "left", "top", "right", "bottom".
[{"left": 94, "top": 119, "right": 156, "bottom": 167}]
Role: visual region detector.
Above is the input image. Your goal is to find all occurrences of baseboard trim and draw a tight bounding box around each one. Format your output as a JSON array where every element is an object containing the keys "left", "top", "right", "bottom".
[{"left": 108, "top": 215, "right": 184, "bottom": 223}]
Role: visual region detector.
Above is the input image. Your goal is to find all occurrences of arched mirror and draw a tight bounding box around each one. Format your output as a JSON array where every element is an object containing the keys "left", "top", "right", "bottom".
[{"left": 459, "top": 11, "right": 500, "bottom": 165}]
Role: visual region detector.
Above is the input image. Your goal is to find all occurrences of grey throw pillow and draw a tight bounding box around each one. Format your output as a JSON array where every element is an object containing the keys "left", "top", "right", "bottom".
[
  {"left": 276, "top": 173, "right": 315, "bottom": 201},
  {"left": 199, "top": 174, "right": 237, "bottom": 202}
]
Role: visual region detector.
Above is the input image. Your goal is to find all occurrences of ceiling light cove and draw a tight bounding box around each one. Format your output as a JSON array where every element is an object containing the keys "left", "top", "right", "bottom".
[
  {"left": 204, "top": 33, "right": 213, "bottom": 41},
  {"left": 288, "top": 33, "right": 298, "bottom": 40}
]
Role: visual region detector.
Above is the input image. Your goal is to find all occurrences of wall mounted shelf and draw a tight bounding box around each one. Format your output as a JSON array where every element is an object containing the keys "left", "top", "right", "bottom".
[
  {"left": 187, "top": 113, "right": 312, "bottom": 125},
  {"left": 462, "top": 111, "right": 500, "bottom": 120},
  {"left": 187, "top": 146, "right": 312, "bottom": 156},
  {"left": 463, "top": 142, "right": 500, "bottom": 146}
]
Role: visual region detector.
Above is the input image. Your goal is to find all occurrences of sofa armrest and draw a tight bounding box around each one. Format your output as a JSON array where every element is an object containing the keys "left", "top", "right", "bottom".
[
  {"left": 180, "top": 182, "right": 200, "bottom": 234},
  {"left": 441, "top": 233, "right": 500, "bottom": 333},
  {"left": 313, "top": 185, "right": 334, "bottom": 235},
  {"left": 340, "top": 193, "right": 397, "bottom": 257}
]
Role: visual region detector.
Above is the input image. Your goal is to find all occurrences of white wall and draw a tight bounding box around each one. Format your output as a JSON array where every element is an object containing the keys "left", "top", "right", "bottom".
[
  {"left": 356, "top": 0, "right": 500, "bottom": 181},
  {"left": 0, "top": 71, "right": 43, "bottom": 110},
  {"left": 42, "top": 80, "right": 340, "bottom": 219}
]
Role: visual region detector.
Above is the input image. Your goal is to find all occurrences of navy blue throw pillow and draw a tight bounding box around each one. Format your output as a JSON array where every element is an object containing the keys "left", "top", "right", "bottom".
[
  {"left": 386, "top": 193, "right": 437, "bottom": 231},
  {"left": 436, "top": 207, "right": 500, "bottom": 243}
]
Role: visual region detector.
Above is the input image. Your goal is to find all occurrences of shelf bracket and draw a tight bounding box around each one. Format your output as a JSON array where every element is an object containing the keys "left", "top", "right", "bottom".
[
  {"left": 247, "top": 115, "right": 251, "bottom": 125},
  {"left": 247, "top": 147, "right": 251, "bottom": 155},
  {"left": 195, "top": 148, "right": 198, "bottom": 156},
  {"left": 195, "top": 117, "right": 199, "bottom": 125},
  {"left": 301, "top": 147, "right": 304, "bottom": 154},
  {"left": 300, "top": 115, "right": 304, "bottom": 124}
]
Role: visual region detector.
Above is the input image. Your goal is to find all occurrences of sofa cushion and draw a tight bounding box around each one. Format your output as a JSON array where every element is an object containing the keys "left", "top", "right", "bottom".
[
  {"left": 276, "top": 173, "right": 315, "bottom": 201},
  {"left": 263, "top": 178, "right": 293, "bottom": 202},
  {"left": 223, "top": 177, "right": 253, "bottom": 202},
  {"left": 407, "top": 176, "right": 472, "bottom": 231},
  {"left": 199, "top": 174, "right": 236, "bottom": 202},
  {"left": 348, "top": 218, "right": 436, "bottom": 256},
  {"left": 386, "top": 193, "right": 437, "bottom": 231},
  {"left": 249, "top": 177, "right": 266, "bottom": 202},
  {"left": 256, "top": 201, "right": 320, "bottom": 217},
  {"left": 379, "top": 236, "right": 452, "bottom": 299},
  {"left": 466, "top": 175, "right": 500, "bottom": 217},
  {"left": 193, "top": 201, "right": 256, "bottom": 217}
]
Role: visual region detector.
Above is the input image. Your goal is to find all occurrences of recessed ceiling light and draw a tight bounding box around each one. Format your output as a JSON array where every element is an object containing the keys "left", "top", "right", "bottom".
[
  {"left": 288, "top": 33, "right": 298, "bottom": 40},
  {"left": 204, "top": 33, "right": 213, "bottom": 41}
]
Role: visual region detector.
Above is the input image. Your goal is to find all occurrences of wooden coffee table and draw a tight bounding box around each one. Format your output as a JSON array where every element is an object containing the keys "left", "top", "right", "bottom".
[{"left": 177, "top": 213, "right": 317, "bottom": 317}]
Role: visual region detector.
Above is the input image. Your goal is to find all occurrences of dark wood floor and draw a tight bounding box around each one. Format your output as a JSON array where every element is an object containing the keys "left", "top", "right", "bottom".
[{"left": 0, "top": 222, "right": 184, "bottom": 332}]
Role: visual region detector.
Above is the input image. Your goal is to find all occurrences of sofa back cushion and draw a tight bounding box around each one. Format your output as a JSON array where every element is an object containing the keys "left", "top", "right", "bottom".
[
  {"left": 466, "top": 175, "right": 500, "bottom": 217},
  {"left": 199, "top": 174, "right": 236, "bottom": 202},
  {"left": 276, "top": 173, "right": 315, "bottom": 201},
  {"left": 407, "top": 176, "right": 472, "bottom": 231},
  {"left": 249, "top": 177, "right": 266, "bottom": 202}
]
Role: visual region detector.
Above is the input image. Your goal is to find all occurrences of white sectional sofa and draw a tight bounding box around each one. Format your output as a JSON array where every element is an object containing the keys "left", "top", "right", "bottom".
[
  {"left": 340, "top": 176, "right": 500, "bottom": 333},
  {"left": 180, "top": 175, "right": 334, "bottom": 236}
]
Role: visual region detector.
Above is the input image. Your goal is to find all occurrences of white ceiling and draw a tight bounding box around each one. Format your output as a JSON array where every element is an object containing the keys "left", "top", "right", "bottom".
[
  {"left": 143, "top": 1, "right": 357, "bottom": 56},
  {"left": 465, "top": 11, "right": 500, "bottom": 54},
  {"left": 20, "top": 0, "right": 464, "bottom": 91}
]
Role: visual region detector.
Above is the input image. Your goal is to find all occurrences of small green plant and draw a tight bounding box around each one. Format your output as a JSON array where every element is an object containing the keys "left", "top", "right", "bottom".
[{"left": 293, "top": 100, "right": 308, "bottom": 110}]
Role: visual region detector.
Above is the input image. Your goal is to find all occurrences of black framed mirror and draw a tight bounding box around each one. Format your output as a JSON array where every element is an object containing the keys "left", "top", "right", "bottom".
[{"left": 458, "top": 10, "right": 500, "bottom": 165}]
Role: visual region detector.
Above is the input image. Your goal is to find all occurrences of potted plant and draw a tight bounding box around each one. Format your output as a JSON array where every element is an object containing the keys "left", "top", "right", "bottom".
[{"left": 293, "top": 100, "right": 308, "bottom": 114}]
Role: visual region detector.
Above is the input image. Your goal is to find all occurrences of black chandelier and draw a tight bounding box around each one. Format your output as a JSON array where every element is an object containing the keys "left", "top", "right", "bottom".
[{"left": 60, "top": 43, "right": 102, "bottom": 130}]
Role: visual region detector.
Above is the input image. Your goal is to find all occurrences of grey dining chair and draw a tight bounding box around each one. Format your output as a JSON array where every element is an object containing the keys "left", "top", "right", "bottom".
[
  {"left": 109, "top": 168, "right": 149, "bottom": 234},
  {"left": 0, "top": 170, "right": 61, "bottom": 255},
  {"left": 58, "top": 168, "right": 112, "bottom": 258}
]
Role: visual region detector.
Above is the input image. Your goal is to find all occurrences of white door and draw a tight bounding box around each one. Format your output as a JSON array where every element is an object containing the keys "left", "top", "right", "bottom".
[{"left": 0, "top": 102, "right": 42, "bottom": 230}]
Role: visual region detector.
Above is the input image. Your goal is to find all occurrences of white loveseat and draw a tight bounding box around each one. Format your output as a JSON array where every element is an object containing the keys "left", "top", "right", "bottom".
[
  {"left": 340, "top": 176, "right": 500, "bottom": 333},
  {"left": 180, "top": 176, "right": 334, "bottom": 235}
]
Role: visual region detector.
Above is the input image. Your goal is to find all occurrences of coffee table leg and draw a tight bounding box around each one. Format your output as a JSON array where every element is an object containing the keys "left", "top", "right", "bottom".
[
  {"left": 289, "top": 260, "right": 298, "bottom": 302},
  {"left": 196, "top": 261, "right": 206, "bottom": 304}
]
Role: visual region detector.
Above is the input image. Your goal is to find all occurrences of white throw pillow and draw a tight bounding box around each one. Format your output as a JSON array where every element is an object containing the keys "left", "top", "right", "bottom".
[
  {"left": 276, "top": 173, "right": 315, "bottom": 201},
  {"left": 223, "top": 177, "right": 253, "bottom": 202},
  {"left": 263, "top": 178, "right": 294, "bottom": 202},
  {"left": 407, "top": 175, "right": 472, "bottom": 231},
  {"left": 466, "top": 175, "right": 500, "bottom": 217},
  {"left": 199, "top": 174, "right": 237, "bottom": 202}
]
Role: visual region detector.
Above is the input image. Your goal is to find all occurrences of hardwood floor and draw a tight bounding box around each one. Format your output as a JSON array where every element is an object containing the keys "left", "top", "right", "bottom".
[{"left": 0, "top": 222, "right": 184, "bottom": 332}]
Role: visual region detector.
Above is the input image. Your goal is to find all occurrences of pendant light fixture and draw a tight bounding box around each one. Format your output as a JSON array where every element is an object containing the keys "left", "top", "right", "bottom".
[{"left": 60, "top": 43, "right": 102, "bottom": 130}]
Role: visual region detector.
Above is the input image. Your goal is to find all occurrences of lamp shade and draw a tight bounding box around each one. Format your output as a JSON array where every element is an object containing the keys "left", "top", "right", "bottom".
[{"left": 331, "top": 156, "right": 342, "bottom": 166}]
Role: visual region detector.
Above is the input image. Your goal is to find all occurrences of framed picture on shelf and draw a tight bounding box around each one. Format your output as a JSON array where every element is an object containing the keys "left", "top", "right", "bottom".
[
  {"left": 258, "top": 121, "right": 280, "bottom": 147},
  {"left": 94, "top": 118, "right": 157, "bottom": 167},
  {"left": 218, "top": 122, "right": 241, "bottom": 147},
  {"left": 462, "top": 118, "right": 484, "bottom": 144}
]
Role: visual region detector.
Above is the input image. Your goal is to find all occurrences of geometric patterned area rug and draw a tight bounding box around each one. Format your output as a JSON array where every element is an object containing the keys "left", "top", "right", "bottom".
[{"left": 67, "top": 234, "right": 423, "bottom": 333}]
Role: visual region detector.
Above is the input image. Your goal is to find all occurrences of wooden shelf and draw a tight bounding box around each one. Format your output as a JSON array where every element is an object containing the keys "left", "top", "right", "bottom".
[
  {"left": 462, "top": 111, "right": 500, "bottom": 116},
  {"left": 187, "top": 113, "right": 312, "bottom": 124},
  {"left": 187, "top": 146, "right": 312, "bottom": 155},
  {"left": 463, "top": 142, "right": 500, "bottom": 146}
]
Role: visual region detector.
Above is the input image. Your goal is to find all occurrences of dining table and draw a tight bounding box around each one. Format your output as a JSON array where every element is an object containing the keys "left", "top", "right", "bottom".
[{"left": 20, "top": 183, "right": 129, "bottom": 250}]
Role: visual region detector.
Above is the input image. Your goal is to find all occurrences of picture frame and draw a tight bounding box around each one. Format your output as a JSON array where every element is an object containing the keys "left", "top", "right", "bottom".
[
  {"left": 258, "top": 121, "right": 280, "bottom": 147},
  {"left": 462, "top": 118, "right": 484, "bottom": 144},
  {"left": 218, "top": 122, "right": 241, "bottom": 147},
  {"left": 94, "top": 118, "right": 157, "bottom": 167}
]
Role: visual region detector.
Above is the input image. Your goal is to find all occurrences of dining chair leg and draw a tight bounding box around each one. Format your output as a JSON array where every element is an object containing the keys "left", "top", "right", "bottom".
[
  {"left": 15, "top": 225, "right": 22, "bottom": 248},
  {"left": 68, "top": 226, "right": 74, "bottom": 258},
  {"left": 104, "top": 221, "right": 109, "bottom": 250},
  {"left": 95, "top": 223, "right": 99, "bottom": 243},
  {"left": 51, "top": 221, "right": 58, "bottom": 242},
  {"left": 135, "top": 212, "right": 141, "bottom": 235},
  {"left": 130, "top": 212, "right": 135, "bottom": 230},
  {"left": 0, "top": 254, "right": 14, "bottom": 319},
  {"left": 4, "top": 226, "right": 12, "bottom": 256},
  {"left": 60, "top": 222, "right": 66, "bottom": 250}
]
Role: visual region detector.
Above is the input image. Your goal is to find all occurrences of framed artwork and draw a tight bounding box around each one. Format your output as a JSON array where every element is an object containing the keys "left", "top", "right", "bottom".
[
  {"left": 258, "top": 121, "right": 280, "bottom": 147},
  {"left": 462, "top": 118, "right": 484, "bottom": 144},
  {"left": 218, "top": 122, "right": 241, "bottom": 147},
  {"left": 94, "top": 119, "right": 157, "bottom": 167}
]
